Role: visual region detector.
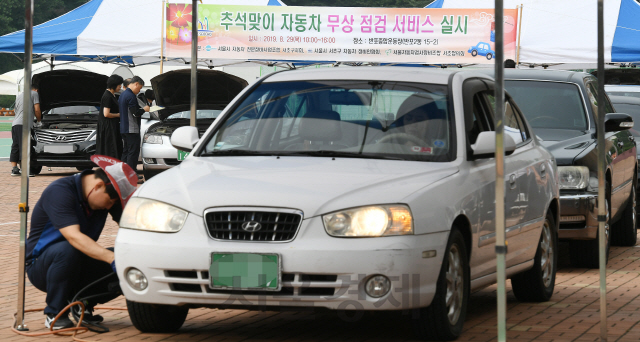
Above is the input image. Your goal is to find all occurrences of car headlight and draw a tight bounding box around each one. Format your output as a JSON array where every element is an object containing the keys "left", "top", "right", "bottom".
[
  {"left": 322, "top": 205, "right": 413, "bottom": 237},
  {"left": 120, "top": 198, "right": 188, "bottom": 232},
  {"left": 558, "top": 166, "right": 590, "bottom": 190},
  {"left": 143, "top": 134, "right": 163, "bottom": 144}
]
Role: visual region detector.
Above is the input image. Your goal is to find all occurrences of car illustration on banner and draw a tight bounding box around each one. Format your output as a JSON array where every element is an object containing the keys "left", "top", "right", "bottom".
[{"left": 468, "top": 42, "right": 495, "bottom": 60}]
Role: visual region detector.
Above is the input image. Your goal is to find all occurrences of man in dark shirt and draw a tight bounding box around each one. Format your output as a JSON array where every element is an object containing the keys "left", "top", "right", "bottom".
[
  {"left": 119, "top": 76, "right": 149, "bottom": 171},
  {"left": 26, "top": 155, "right": 138, "bottom": 330}
]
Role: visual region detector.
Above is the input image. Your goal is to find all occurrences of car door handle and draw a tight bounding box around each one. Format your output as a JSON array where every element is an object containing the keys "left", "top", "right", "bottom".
[
  {"left": 630, "top": 136, "right": 635, "bottom": 142},
  {"left": 617, "top": 141, "right": 624, "bottom": 148},
  {"left": 509, "top": 174, "right": 517, "bottom": 189},
  {"left": 540, "top": 164, "right": 546, "bottom": 178}
]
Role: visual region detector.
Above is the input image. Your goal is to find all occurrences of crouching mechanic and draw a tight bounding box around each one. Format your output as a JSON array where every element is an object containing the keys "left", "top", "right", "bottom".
[{"left": 25, "top": 155, "right": 138, "bottom": 330}]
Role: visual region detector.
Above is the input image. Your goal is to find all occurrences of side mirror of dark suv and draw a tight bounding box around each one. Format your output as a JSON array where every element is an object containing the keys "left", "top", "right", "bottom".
[{"left": 605, "top": 113, "right": 634, "bottom": 132}]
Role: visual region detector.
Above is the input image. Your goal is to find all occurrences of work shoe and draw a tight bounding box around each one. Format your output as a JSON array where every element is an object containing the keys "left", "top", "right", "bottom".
[
  {"left": 45, "top": 313, "right": 75, "bottom": 330},
  {"left": 11, "top": 167, "right": 21, "bottom": 176},
  {"left": 81, "top": 309, "right": 104, "bottom": 324}
]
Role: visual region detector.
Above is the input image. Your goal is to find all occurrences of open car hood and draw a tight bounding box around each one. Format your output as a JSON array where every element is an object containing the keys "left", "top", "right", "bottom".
[
  {"left": 32, "top": 70, "right": 108, "bottom": 112},
  {"left": 151, "top": 69, "right": 248, "bottom": 121},
  {"left": 592, "top": 69, "right": 640, "bottom": 85}
]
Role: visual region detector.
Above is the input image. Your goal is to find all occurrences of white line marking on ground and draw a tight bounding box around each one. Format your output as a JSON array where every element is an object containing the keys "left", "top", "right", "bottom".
[{"left": 0, "top": 221, "right": 21, "bottom": 225}]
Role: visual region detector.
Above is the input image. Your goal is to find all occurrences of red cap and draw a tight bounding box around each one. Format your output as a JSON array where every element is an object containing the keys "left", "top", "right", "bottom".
[{"left": 90, "top": 155, "right": 138, "bottom": 207}]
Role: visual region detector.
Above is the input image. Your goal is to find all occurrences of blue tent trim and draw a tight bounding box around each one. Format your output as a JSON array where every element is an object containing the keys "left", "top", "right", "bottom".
[
  {"left": 267, "top": 0, "right": 285, "bottom": 5},
  {"left": 425, "top": 0, "right": 445, "bottom": 8},
  {"left": 611, "top": 0, "right": 640, "bottom": 62},
  {"left": 0, "top": 0, "right": 102, "bottom": 55}
]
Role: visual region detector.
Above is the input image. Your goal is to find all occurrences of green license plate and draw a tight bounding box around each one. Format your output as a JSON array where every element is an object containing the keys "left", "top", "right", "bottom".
[
  {"left": 177, "top": 150, "right": 190, "bottom": 161},
  {"left": 209, "top": 253, "right": 281, "bottom": 291}
]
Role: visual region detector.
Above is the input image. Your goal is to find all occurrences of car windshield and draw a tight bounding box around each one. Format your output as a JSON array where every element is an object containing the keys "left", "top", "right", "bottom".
[
  {"left": 166, "top": 110, "right": 222, "bottom": 120},
  {"left": 505, "top": 80, "right": 588, "bottom": 131},
  {"left": 200, "top": 80, "right": 452, "bottom": 162},
  {"left": 607, "top": 91, "right": 640, "bottom": 99},
  {"left": 46, "top": 106, "right": 99, "bottom": 115}
]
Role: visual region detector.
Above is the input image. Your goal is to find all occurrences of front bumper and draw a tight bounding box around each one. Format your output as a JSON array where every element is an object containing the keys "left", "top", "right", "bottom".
[
  {"left": 115, "top": 213, "right": 449, "bottom": 311},
  {"left": 141, "top": 135, "right": 181, "bottom": 171},
  {"left": 558, "top": 192, "right": 598, "bottom": 240},
  {"left": 33, "top": 141, "right": 96, "bottom": 167}
]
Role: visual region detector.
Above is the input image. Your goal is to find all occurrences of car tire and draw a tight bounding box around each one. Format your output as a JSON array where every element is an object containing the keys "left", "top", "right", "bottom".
[
  {"left": 471, "top": 50, "right": 478, "bottom": 57},
  {"left": 30, "top": 165, "right": 42, "bottom": 175},
  {"left": 569, "top": 182, "right": 610, "bottom": 268},
  {"left": 126, "top": 299, "right": 188, "bottom": 333},
  {"left": 413, "top": 229, "right": 469, "bottom": 341},
  {"left": 511, "top": 210, "right": 557, "bottom": 302},
  {"left": 611, "top": 176, "right": 637, "bottom": 246},
  {"left": 486, "top": 53, "right": 493, "bottom": 60}
]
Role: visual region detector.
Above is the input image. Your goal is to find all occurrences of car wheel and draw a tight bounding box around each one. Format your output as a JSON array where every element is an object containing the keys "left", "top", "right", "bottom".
[
  {"left": 611, "top": 176, "right": 637, "bottom": 246},
  {"left": 126, "top": 299, "right": 188, "bottom": 333},
  {"left": 413, "top": 229, "right": 469, "bottom": 341},
  {"left": 569, "top": 183, "right": 610, "bottom": 268},
  {"left": 486, "top": 53, "right": 493, "bottom": 60},
  {"left": 30, "top": 165, "right": 42, "bottom": 175},
  {"left": 511, "top": 210, "right": 557, "bottom": 302},
  {"left": 471, "top": 50, "right": 478, "bottom": 57}
]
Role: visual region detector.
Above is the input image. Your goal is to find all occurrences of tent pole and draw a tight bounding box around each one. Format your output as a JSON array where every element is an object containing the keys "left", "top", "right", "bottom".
[
  {"left": 190, "top": 0, "right": 197, "bottom": 128},
  {"left": 596, "top": 0, "right": 607, "bottom": 340},
  {"left": 494, "top": 0, "right": 507, "bottom": 341},
  {"left": 160, "top": 0, "right": 165, "bottom": 74},
  {"left": 15, "top": 0, "right": 34, "bottom": 331},
  {"left": 516, "top": 4, "right": 523, "bottom": 66}
]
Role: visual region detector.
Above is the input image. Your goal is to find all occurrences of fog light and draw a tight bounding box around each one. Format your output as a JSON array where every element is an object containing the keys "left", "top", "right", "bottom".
[
  {"left": 365, "top": 275, "right": 391, "bottom": 298},
  {"left": 126, "top": 268, "right": 148, "bottom": 291},
  {"left": 143, "top": 158, "right": 156, "bottom": 164}
]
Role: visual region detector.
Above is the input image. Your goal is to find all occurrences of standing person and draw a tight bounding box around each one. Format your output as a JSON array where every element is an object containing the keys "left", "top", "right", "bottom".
[
  {"left": 119, "top": 76, "right": 149, "bottom": 172},
  {"left": 25, "top": 155, "right": 137, "bottom": 330},
  {"left": 96, "top": 75, "right": 124, "bottom": 159},
  {"left": 10, "top": 83, "right": 41, "bottom": 176}
]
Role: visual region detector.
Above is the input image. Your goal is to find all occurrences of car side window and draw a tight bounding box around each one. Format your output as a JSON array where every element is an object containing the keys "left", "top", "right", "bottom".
[
  {"left": 586, "top": 81, "right": 615, "bottom": 116},
  {"left": 468, "top": 92, "right": 493, "bottom": 144},
  {"left": 483, "top": 93, "right": 528, "bottom": 145}
]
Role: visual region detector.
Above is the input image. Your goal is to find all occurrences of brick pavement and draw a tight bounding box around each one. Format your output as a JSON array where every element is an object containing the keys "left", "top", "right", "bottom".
[{"left": 1, "top": 162, "right": 640, "bottom": 342}]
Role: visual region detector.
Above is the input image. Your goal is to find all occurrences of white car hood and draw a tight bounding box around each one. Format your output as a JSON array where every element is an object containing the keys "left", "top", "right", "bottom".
[{"left": 137, "top": 156, "right": 458, "bottom": 218}]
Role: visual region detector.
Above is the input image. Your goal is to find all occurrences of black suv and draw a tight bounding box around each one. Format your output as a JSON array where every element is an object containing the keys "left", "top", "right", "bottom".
[
  {"left": 481, "top": 69, "right": 637, "bottom": 268},
  {"left": 30, "top": 70, "right": 107, "bottom": 174}
]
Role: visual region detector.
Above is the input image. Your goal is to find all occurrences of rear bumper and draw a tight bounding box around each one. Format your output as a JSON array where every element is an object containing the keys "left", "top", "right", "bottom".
[{"left": 558, "top": 192, "right": 598, "bottom": 240}]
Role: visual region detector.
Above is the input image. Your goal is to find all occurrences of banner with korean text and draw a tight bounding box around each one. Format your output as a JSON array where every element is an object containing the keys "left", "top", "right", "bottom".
[{"left": 165, "top": 4, "right": 518, "bottom": 64}]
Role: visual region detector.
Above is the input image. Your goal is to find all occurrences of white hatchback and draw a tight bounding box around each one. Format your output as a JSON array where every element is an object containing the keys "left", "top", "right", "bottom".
[{"left": 115, "top": 67, "right": 559, "bottom": 341}]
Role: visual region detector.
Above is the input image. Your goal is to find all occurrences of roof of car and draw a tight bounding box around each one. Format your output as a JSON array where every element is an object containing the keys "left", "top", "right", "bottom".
[
  {"left": 606, "top": 85, "right": 640, "bottom": 91},
  {"left": 263, "top": 66, "right": 465, "bottom": 85},
  {"left": 474, "top": 69, "right": 593, "bottom": 83},
  {"left": 609, "top": 95, "right": 640, "bottom": 105}
]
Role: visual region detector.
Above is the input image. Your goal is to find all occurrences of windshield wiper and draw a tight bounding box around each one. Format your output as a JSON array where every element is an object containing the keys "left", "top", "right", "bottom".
[
  {"left": 200, "top": 149, "right": 276, "bottom": 156},
  {"left": 279, "top": 150, "right": 403, "bottom": 160}
]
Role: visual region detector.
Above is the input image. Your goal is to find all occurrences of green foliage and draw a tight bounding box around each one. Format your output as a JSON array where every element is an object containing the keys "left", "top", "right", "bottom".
[
  {"left": 285, "top": 0, "right": 434, "bottom": 7},
  {"left": 0, "top": 95, "right": 16, "bottom": 109}
]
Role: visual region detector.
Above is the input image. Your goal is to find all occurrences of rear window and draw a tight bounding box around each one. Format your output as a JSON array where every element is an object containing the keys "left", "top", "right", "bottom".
[{"left": 505, "top": 81, "right": 588, "bottom": 131}]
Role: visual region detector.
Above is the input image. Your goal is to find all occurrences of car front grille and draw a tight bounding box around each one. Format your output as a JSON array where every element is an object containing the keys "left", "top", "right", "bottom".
[
  {"left": 35, "top": 129, "right": 93, "bottom": 143},
  {"left": 204, "top": 209, "right": 303, "bottom": 242},
  {"left": 164, "top": 270, "right": 338, "bottom": 297}
]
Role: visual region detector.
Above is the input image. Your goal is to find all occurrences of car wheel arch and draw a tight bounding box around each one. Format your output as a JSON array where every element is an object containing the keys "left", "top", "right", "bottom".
[
  {"left": 451, "top": 215, "right": 472, "bottom": 261},
  {"left": 547, "top": 198, "right": 560, "bottom": 232}
]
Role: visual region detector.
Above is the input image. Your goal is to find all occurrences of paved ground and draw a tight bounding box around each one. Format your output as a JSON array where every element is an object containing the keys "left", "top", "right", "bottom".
[{"left": 1, "top": 162, "right": 640, "bottom": 342}]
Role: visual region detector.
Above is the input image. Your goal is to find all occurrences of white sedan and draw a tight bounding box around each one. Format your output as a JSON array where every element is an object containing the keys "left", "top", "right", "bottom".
[{"left": 115, "top": 67, "right": 559, "bottom": 341}]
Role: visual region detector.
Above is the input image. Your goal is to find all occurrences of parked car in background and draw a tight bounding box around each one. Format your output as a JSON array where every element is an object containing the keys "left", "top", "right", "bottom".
[
  {"left": 141, "top": 69, "right": 248, "bottom": 179},
  {"left": 116, "top": 67, "right": 559, "bottom": 341},
  {"left": 30, "top": 70, "right": 107, "bottom": 174},
  {"left": 467, "top": 42, "right": 494, "bottom": 60},
  {"left": 481, "top": 69, "right": 637, "bottom": 268},
  {"left": 606, "top": 85, "right": 640, "bottom": 99}
]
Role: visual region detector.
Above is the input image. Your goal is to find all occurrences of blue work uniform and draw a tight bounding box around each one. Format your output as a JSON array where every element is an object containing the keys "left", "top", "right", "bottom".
[
  {"left": 119, "top": 88, "right": 146, "bottom": 170},
  {"left": 26, "top": 170, "right": 122, "bottom": 315}
]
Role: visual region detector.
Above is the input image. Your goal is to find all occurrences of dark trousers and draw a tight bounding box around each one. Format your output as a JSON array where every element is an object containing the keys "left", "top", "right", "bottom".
[
  {"left": 26, "top": 241, "right": 119, "bottom": 315},
  {"left": 10, "top": 125, "right": 36, "bottom": 164},
  {"left": 121, "top": 133, "right": 140, "bottom": 171}
]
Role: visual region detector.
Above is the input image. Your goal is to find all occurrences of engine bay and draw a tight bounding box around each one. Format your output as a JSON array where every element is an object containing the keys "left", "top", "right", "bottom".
[{"left": 41, "top": 123, "right": 97, "bottom": 130}]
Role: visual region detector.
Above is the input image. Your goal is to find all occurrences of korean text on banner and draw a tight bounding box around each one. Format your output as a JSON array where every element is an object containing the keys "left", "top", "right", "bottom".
[{"left": 165, "top": 4, "right": 518, "bottom": 64}]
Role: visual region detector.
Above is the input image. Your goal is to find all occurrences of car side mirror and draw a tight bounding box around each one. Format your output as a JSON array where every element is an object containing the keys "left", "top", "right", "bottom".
[
  {"left": 470, "top": 131, "right": 517, "bottom": 159},
  {"left": 171, "top": 126, "right": 199, "bottom": 152},
  {"left": 605, "top": 113, "right": 634, "bottom": 132}
]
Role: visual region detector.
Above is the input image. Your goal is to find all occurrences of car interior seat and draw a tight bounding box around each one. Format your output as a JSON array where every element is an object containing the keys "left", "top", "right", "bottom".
[{"left": 284, "top": 110, "right": 348, "bottom": 151}]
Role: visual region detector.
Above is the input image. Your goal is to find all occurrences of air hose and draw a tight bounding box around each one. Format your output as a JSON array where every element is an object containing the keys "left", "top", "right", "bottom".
[{"left": 11, "top": 271, "right": 127, "bottom": 342}]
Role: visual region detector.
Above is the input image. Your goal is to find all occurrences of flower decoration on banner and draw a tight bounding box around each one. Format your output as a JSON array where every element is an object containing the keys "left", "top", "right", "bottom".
[
  {"left": 179, "top": 27, "right": 192, "bottom": 44},
  {"left": 166, "top": 25, "right": 179, "bottom": 43},
  {"left": 167, "top": 3, "right": 192, "bottom": 28}
]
